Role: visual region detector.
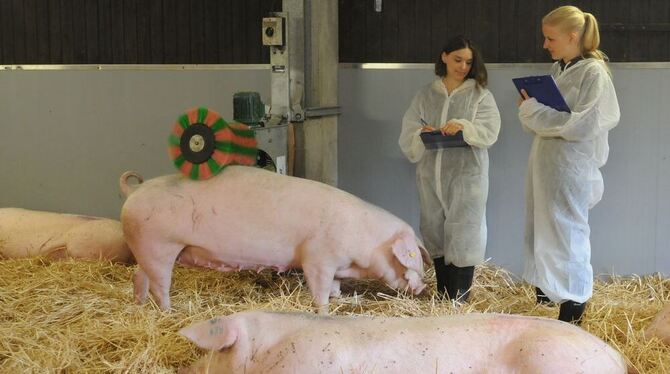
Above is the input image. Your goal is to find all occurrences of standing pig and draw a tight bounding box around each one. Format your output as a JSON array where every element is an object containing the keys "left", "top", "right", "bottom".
[
  {"left": 179, "top": 310, "right": 628, "bottom": 373},
  {"left": 646, "top": 304, "right": 670, "bottom": 345},
  {"left": 119, "top": 166, "right": 430, "bottom": 314},
  {"left": 0, "top": 207, "right": 133, "bottom": 263}
]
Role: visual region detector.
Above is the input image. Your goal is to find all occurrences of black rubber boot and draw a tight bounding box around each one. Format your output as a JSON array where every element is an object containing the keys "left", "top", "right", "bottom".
[
  {"left": 432, "top": 257, "right": 449, "bottom": 297},
  {"left": 558, "top": 300, "right": 587, "bottom": 325},
  {"left": 445, "top": 264, "right": 475, "bottom": 302},
  {"left": 535, "top": 287, "right": 553, "bottom": 305}
]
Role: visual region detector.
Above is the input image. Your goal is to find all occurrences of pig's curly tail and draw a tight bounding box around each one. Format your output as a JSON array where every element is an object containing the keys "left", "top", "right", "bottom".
[{"left": 119, "top": 171, "right": 144, "bottom": 198}]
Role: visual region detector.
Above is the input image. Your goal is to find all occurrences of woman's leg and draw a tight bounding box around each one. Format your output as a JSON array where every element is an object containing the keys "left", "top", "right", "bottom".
[
  {"left": 433, "top": 256, "right": 448, "bottom": 296},
  {"left": 417, "top": 166, "right": 448, "bottom": 296},
  {"left": 525, "top": 140, "right": 596, "bottom": 323},
  {"left": 445, "top": 263, "right": 475, "bottom": 302}
]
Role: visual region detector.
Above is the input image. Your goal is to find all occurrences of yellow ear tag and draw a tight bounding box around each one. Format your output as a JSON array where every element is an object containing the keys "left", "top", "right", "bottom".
[{"left": 409, "top": 251, "right": 416, "bottom": 258}]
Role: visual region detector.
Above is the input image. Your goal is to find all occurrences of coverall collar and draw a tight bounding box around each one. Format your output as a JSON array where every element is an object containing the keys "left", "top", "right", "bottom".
[
  {"left": 559, "top": 56, "right": 584, "bottom": 71},
  {"left": 433, "top": 78, "right": 476, "bottom": 96}
]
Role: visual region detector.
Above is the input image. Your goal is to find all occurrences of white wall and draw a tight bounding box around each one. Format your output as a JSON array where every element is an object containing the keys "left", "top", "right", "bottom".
[
  {"left": 0, "top": 64, "right": 667, "bottom": 276},
  {"left": 338, "top": 63, "right": 670, "bottom": 277},
  {"left": 0, "top": 67, "right": 270, "bottom": 218}
]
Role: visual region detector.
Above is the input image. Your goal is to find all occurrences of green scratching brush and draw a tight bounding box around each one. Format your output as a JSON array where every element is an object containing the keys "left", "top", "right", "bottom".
[{"left": 169, "top": 107, "right": 258, "bottom": 180}]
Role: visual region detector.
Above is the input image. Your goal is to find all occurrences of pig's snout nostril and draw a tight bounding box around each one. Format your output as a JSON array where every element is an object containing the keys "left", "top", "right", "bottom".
[{"left": 413, "top": 283, "right": 427, "bottom": 295}]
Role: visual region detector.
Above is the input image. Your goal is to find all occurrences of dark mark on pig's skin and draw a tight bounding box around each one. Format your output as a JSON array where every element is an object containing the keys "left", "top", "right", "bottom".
[
  {"left": 38, "top": 236, "right": 56, "bottom": 251},
  {"left": 190, "top": 198, "right": 200, "bottom": 231},
  {"left": 250, "top": 346, "right": 260, "bottom": 362},
  {"left": 209, "top": 326, "right": 223, "bottom": 336},
  {"left": 266, "top": 352, "right": 287, "bottom": 371},
  {"left": 144, "top": 208, "right": 156, "bottom": 221}
]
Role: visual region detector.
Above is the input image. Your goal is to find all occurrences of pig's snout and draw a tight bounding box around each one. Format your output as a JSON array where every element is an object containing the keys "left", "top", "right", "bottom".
[
  {"left": 405, "top": 270, "right": 426, "bottom": 295},
  {"left": 412, "top": 282, "right": 427, "bottom": 295}
]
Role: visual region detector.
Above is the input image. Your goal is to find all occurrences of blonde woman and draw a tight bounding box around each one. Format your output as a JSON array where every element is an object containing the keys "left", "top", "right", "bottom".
[{"left": 518, "top": 6, "right": 620, "bottom": 324}]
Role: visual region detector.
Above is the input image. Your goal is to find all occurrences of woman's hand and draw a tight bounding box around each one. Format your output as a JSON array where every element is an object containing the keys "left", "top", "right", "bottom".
[
  {"left": 517, "top": 89, "right": 531, "bottom": 107},
  {"left": 421, "top": 125, "right": 437, "bottom": 133},
  {"left": 440, "top": 121, "right": 464, "bottom": 136}
]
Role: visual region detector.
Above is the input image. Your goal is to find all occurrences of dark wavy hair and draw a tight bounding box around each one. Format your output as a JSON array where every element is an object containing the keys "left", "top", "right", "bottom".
[{"left": 434, "top": 35, "right": 488, "bottom": 87}]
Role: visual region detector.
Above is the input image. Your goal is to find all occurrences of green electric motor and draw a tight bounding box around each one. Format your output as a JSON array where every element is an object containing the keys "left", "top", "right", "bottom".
[{"left": 233, "top": 92, "right": 265, "bottom": 127}]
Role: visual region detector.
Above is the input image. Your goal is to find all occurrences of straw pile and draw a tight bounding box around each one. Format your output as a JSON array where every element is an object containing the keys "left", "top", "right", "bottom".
[{"left": 0, "top": 258, "right": 668, "bottom": 373}]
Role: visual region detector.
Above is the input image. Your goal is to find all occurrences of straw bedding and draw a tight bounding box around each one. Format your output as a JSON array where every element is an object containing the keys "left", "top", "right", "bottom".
[{"left": 0, "top": 258, "right": 668, "bottom": 373}]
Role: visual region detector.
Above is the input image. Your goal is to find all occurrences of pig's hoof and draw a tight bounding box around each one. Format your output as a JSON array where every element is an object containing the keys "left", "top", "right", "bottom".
[
  {"left": 134, "top": 295, "right": 147, "bottom": 305},
  {"left": 157, "top": 300, "right": 172, "bottom": 312},
  {"left": 315, "top": 305, "right": 331, "bottom": 315}
]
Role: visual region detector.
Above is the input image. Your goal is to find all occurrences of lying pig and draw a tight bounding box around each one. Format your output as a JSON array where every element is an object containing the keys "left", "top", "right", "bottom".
[
  {"left": 179, "top": 310, "right": 628, "bottom": 374},
  {"left": 0, "top": 207, "right": 133, "bottom": 263},
  {"left": 645, "top": 304, "right": 670, "bottom": 345},
  {"left": 119, "top": 166, "right": 430, "bottom": 314}
]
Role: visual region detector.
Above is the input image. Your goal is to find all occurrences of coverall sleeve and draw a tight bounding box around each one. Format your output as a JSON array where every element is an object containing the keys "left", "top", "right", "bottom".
[
  {"left": 518, "top": 67, "right": 620, "bottom": 141},
  {"left": 453, "top": 91, "right": 501, "bottom": 148},
  {"left": 399, "top": 92, "right": 427, "bottom": 163}
]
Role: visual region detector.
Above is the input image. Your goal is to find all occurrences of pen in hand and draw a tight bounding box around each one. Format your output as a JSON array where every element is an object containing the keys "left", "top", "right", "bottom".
[{"left": 420, "top": 118, "right": 435, "bottom": 133}]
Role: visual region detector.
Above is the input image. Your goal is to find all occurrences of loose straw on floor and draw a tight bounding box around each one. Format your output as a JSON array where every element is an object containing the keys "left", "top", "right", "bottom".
[{"left": 0, "top": 259, "right": 667, "bottom": 373}]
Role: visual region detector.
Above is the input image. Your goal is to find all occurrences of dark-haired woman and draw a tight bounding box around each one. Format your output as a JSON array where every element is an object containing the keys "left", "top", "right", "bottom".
[{"left": 399, "top": 36, "right": 501, "bottom": 303}]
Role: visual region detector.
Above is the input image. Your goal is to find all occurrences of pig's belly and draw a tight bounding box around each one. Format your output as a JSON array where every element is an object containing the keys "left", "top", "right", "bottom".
[
  {"left": 0, "top": 230, "right": 69, "bottom": 258},
  {"left": 176, "top": 227, "right": 303, "bottom": 272},
  {"left": 0, "top": 210, "right": 86, "bottom": 258}
]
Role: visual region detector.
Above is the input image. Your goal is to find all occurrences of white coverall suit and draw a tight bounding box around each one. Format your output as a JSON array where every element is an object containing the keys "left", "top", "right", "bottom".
[
  {"left": 399, "top": 78, "right": 501, "bottom": 266},
  {"left": 519, "top": 58, "right": 620, "bottom": 304}
]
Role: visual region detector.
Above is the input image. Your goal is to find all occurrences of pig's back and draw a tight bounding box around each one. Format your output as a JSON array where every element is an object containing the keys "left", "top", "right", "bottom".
[
  {"left": 211, "top": 167, "right": 412, "bottom": 256},
  {"left": 126, "top": 166, "right": 402, "bottom": 226},
  {"left": 251, "top": 312, "right": 625, "bottom": 373}
]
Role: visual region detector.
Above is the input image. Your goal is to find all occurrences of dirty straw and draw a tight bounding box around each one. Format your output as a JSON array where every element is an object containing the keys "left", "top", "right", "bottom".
[{"left": 0, "top": 259, "right": 668, "bottom": 373}]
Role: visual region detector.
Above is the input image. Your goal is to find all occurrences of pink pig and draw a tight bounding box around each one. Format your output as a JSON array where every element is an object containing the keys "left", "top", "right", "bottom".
[
  {"left": 179, "top": 310, "right": 628, "bottom": 374},
  {"left": 645, "top": 304, "right": 670, "bottom": 345},
  {"left": 119, "top": 166, "right": 430, "bottom": 314},
  {"left": 0, "top": 207, "right": 133, "bottom": 263}
]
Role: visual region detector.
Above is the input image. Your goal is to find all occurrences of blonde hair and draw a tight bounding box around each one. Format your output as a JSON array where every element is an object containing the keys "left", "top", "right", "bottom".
[{"left": 543, "top": 6, "right": 608, "bottom": 62}]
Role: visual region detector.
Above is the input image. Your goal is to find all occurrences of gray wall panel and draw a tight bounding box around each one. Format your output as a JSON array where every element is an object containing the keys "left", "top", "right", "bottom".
[
  {"left": 0, "top": 65, "right": 667, "bottom": 276},
  {"left": 652, "top": 69, "right": 670, "bottom": 276},
  {"left": 0, "top": 69, "right": 270, "bottom": 218},
  {"left": 339, "top": 64, "right": 670, "bottom": 276}
]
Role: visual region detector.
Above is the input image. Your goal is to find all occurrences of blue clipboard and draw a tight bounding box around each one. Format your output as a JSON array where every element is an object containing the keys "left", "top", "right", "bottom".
[
  {"left": 420, "top": 131, "right": 469, "bottom": 149},
  {"left": 513, "top": 75, "right": 571, "bottom": 113}
]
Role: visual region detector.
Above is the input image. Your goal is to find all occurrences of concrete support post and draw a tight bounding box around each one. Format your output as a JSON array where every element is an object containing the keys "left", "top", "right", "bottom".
[
  {"left": 293, "top": 0, "right": 338, "bottom": 186},
  {"left": 304, "top": 0, "right": 339, "bottom": 186}
]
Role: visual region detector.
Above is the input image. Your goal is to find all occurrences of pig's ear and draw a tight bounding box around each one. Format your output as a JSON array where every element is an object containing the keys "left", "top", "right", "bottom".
[
  {"left": 179, "top": 317, "right": 239, "bottom": 351},
  {"left": 415, "top": 237, "right": 432, "bottom": 267},
  {"left": 417, "top": 243, "right": 433, "bottom": 267},
  {"left": 391, "top": 233, "right": 424, "bottom": 273}
]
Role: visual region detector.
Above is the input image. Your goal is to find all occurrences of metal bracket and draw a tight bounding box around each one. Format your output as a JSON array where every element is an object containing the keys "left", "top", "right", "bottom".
[
  {"left": 305, "top": 106, "right": 341, "bottom": 119},
  {"left": 374, "top": 0, "right": 382, "bottom": 13}
]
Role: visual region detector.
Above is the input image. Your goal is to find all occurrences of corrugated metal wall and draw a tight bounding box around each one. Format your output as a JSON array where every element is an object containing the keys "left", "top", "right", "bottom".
[
  {"left": 339, "top": 0, "right": 670, "bottom": 63},
  {"left": 0, "top": 0, "right": 282, "bottom": 64},
  {"left": 1, "top": 0, "right": 668, "bottom": 65}
]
